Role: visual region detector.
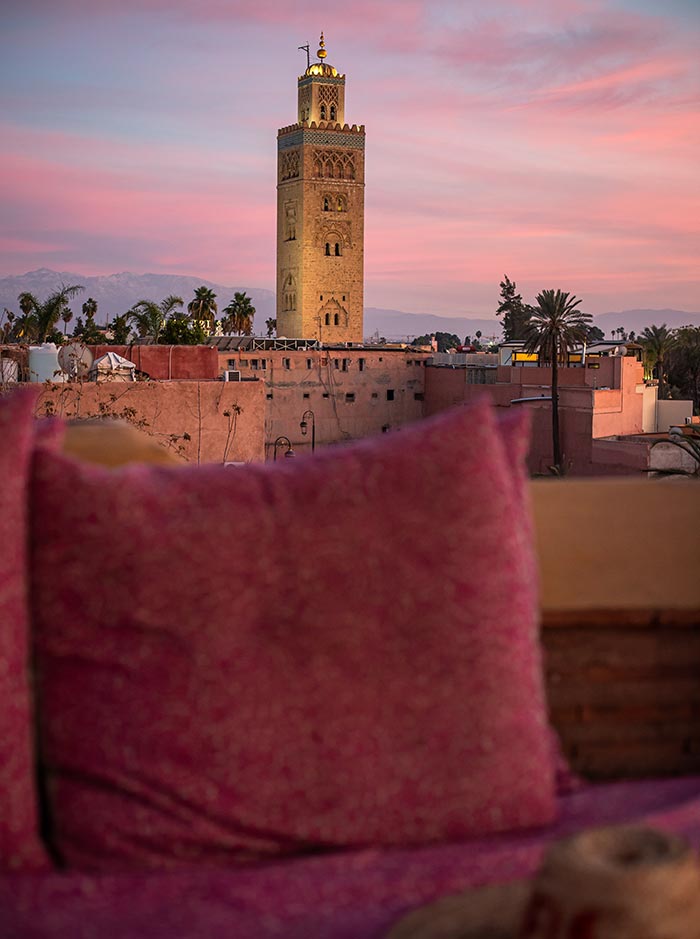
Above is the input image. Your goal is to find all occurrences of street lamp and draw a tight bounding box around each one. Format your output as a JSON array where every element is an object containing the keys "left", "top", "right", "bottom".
[
  {"left": 273, "top": 435, "right": 295, "bottom": 461},
  {"left": 299, "top": 409, "right": 316, "bottom": 453}
]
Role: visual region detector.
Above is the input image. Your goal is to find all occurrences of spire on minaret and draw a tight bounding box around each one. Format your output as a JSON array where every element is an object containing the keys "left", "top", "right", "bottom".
[{"left": 317, "top": 32, "right": 327, "bottom": 61}]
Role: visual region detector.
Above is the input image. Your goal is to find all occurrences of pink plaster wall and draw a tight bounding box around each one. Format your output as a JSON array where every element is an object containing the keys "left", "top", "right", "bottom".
[
  {"left": 90, "top": 345, "right": 219, "bottom": 380},
  {"left": 34, "top": 380, "right": 265, "bottom": 464}
]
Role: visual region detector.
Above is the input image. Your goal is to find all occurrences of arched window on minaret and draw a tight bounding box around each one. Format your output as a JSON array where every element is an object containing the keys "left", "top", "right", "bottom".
[
  {"left": 334, "top": 313, "right": 339, "bottom": 326},
  {"left": 330, "top": 105, "right": 336, "bottom": 121},
  {"left": 320, "top": 104, "right": 326, "bottom": 121},
  {"left": 325, "top": 313, "right": 330, "bottom": 326},
  {"left": 325, "top": 242, "right": 331, "bottom": 256},
  {"left": 323, "top": 197, "right": 330, "bottom": 211},
  {"left": 335, "top": 242, "right": 341, "bottom": 256}
]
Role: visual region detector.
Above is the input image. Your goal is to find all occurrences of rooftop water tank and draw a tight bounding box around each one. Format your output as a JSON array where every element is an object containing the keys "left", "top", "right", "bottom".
[{"left": 28, "top": 343, "right": 66, "bottom": 383}]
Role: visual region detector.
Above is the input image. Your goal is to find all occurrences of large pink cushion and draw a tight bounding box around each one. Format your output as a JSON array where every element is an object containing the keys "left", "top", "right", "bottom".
[
  {"left": 31, "top": 400, "right": 555, "bottom": 870},
  {"left": 0, "top": 389, "right": 49, "bottom": 870}
]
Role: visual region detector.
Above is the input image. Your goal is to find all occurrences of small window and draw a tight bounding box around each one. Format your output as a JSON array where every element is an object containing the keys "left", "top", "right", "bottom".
[
  {"left": 325, "top": 313, "right": 330, "bottom": 326},
  {"left": 341, "top": 358, "right": 349, "bottom": 371},
  {"left": 386, "top": 389, "right": 395, "bottom": 401},
  {"left": 345, "top": 392, "right": 355, "bottom": 403},
  {"left": 323, "top": 197, "right": 329, "bottom": 211},
  {"left": 342, "top": 295, "right": 346, "bottom": 301},
  {"left": 320, "top": 104, "right": 326, "bottom": 120},
  {"left": 306, "top": 358, "right": 312, "bottom": 369},
  {"left": 378, "top": 357, "right": 383, "bottom": 362},
  {"left": 261, "top": 359, "right": 267, "bottom": 370},
  {"left": 266, "top": 393, "right": 273, "bottom": 400},
  {"left": 282, "top": 358, "right": 291, "bottom": 370},
  {"left": 322, "top": 392, "right": 330, "bottom": 398},
  {"left": 227, "top": 358, "right": 237, "bottom": 368},
  {"left": 330, "top": 105, "right": 336, "bottom": 121},
  {"left": 334, "top": 359, "right": 340, "bottom": 370},
  {"left": 371, "top": 392, "right": 378, "bottom": 399},
  {"left": 358, "top": 358, "right": 366, "bottom": 371},
  {"left": 334, "top": 313, "right": 339, "bottom": 326},
  {"left": 303, "top": 392, "right": 310, "bottom": 399},
  {"left": 414, "top": 392, "right": 424, "bottom": 401},
  {"left": 334, "top": 243, "right": 341, "bottom": 256},
  {"left": 320, "top": 295, "right": 323, "bottom": 300},
  {"left": 325, "top": 243, "right": 331, "bottom": 256},
  {"left": 406, "top": 359, "right": 413, "bottom": 367},
  {"left": 250, "top": 358, "right": 259, "bottom": 370}
]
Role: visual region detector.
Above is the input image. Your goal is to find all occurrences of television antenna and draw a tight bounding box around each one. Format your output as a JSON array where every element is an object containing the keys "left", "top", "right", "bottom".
[{"left": 298, "top": 43, "right": 310, "bottom": 69}]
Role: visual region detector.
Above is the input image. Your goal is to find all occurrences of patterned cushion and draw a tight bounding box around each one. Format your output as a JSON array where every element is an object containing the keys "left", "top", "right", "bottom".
[
  {"left": 0, "top": 389, "right": 50, "bottom": 870},
  {"left": 31, "top": 400, "right": 555, "bottom": 870}
]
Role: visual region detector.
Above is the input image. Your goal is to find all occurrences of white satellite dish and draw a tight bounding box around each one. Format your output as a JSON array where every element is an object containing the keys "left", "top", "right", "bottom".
[{"left": 57, "top": 342, "right": 94, "bottom": 380}]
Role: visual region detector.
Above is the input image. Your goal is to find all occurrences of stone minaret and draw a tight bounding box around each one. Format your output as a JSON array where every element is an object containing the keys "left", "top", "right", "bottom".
[{"left": 276, "top": 33, "right": 365, "bottom": 342}]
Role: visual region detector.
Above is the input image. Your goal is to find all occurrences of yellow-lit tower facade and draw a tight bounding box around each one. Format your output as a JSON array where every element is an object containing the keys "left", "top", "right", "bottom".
[{"left": 276, "top": 34, "right": 365, "bottom": 342}]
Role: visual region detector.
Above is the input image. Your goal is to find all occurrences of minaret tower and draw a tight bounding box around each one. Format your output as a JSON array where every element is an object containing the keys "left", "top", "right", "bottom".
[{"left": 276, "top": 33, "right": 365, "bottom": 342}]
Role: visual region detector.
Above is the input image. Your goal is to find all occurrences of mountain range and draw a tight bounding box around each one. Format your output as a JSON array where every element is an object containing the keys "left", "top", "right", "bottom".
[{"left": 2, "top": 269, "right": 698, "bottom": 341}]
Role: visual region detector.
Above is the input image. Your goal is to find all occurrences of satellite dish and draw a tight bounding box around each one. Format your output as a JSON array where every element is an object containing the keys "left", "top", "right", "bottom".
[{"left": 58, "top": 342, "right": 93, "bottom": 379}]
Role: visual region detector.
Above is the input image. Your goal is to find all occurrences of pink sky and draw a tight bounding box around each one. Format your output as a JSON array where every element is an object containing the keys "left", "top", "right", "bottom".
[{"left": 1, "top": 0, "right": 698, "bottom": 316}]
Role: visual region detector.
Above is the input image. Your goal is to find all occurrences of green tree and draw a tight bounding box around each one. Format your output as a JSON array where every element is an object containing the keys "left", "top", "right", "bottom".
[
  {"left": 160, "top": 312, "right": 209, "bottom": 345},
  {"left": 523, "top": 289, "right": 592, "bottom": 472},
  {"left": 73, "top": 307, "right": 104, "bottom": 344},
  {"left": 266, "top": 317, "right": 277, "bottom": 338},
  {"left": 16, "top": 284, "right": 84, "bottom": 343},
  {"left": 666, "top": 325, "right": 700, "bottom": 412},
  {"left": 584, "top": 324, "right": 605, "bottom": 343},
  {"left": 187, "top": 286, "right": 218, "bottom": 331},
  {"left": 496, "top": 275, "right": 533, "bottom": 341},
  {"left": 128, "top": 295, "right": 183, "bottom": 343},
  {"left": 108, "top": 314, "right": 132, "bottom": 345},
  {"left": 222, "top": 291, "right": 256, "bottom": 336},
  {"left": 411, "top": 331, "right": 461, "bottom": 353},
  {"left": 640, "top": 324, "right": 674, "bottom": 399}
]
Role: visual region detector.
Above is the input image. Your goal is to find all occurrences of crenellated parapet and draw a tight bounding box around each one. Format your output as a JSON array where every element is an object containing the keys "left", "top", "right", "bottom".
[{"left": 278, "top": 122, "right": 365, "bottom": 136}]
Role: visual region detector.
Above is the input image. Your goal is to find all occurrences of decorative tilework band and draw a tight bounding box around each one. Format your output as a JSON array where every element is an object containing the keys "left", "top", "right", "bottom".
[
  {"left": 298, "top": 76, "right": 345, "bottom": 88},
  {"left": 279, "top": 130, "right": 365, "bottom": 151}
]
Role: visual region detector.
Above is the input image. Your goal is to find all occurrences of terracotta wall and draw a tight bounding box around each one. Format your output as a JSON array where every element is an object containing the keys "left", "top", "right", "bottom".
[
  {"left": 34, "top": 380, "right": 265, "bottom": 464},
  {"left": 424, "top": 357, "right": 647, "bottom": 477},
  {"left": 89, "top": 345, "right": 219, "bottom": 380}
]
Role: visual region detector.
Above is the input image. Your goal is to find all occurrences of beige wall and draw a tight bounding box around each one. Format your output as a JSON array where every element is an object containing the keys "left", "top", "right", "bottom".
[
  {"left": 219, "top": 347, "right": 429, "bottom": 457},
  {"left": 656, "top": 399, "right": 693, "bottom": 431},
  {"left": 34, "top": 380, "right": 266, "bottom": 464}
]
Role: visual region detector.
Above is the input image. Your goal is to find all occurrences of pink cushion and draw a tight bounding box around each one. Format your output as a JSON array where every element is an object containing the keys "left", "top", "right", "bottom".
[
  {"left": 0, "top": 389, "right": 49, "bottom": 870},
  {"left": 31, "top": 400, "right": 555, "bottom": 870}
]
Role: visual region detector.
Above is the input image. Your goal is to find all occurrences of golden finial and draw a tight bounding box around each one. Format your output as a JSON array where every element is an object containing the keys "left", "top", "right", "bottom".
[{"left": 317, "top": 31, "right": 327, "bottom": 60}]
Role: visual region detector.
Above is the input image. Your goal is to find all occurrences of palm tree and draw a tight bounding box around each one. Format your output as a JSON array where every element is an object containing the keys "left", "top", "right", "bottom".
[
  {"left": 222, "top": 292, "right": 256, "bottom": 336},
  {"left": 265, "top": 317, "right": 277, "bottom": 338},
  {"left": 62, "top": 309, "right": 74, "bottom": 335},
  {"left": 17, "top": 284, "right": 83, "bottom": 343},
  {"left": 187, "top": 286, "right": 218, "bottom": 331},
  {"left": 128, "top": 295, "right": 183, "bottom": 343},
  {"left": 640, "top": 324, "right": 674, "bottom": 399},
  {"left": 523, "top": 289, "right": 592, "bottom": 472},
  {"left": 82, "top": 297, "right": 98, "bottom": 320}
]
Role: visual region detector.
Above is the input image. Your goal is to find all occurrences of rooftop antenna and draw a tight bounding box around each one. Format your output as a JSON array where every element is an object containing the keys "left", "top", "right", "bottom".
[{"left": 298, "top": 43, "right": 310, "bottom": 69}]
